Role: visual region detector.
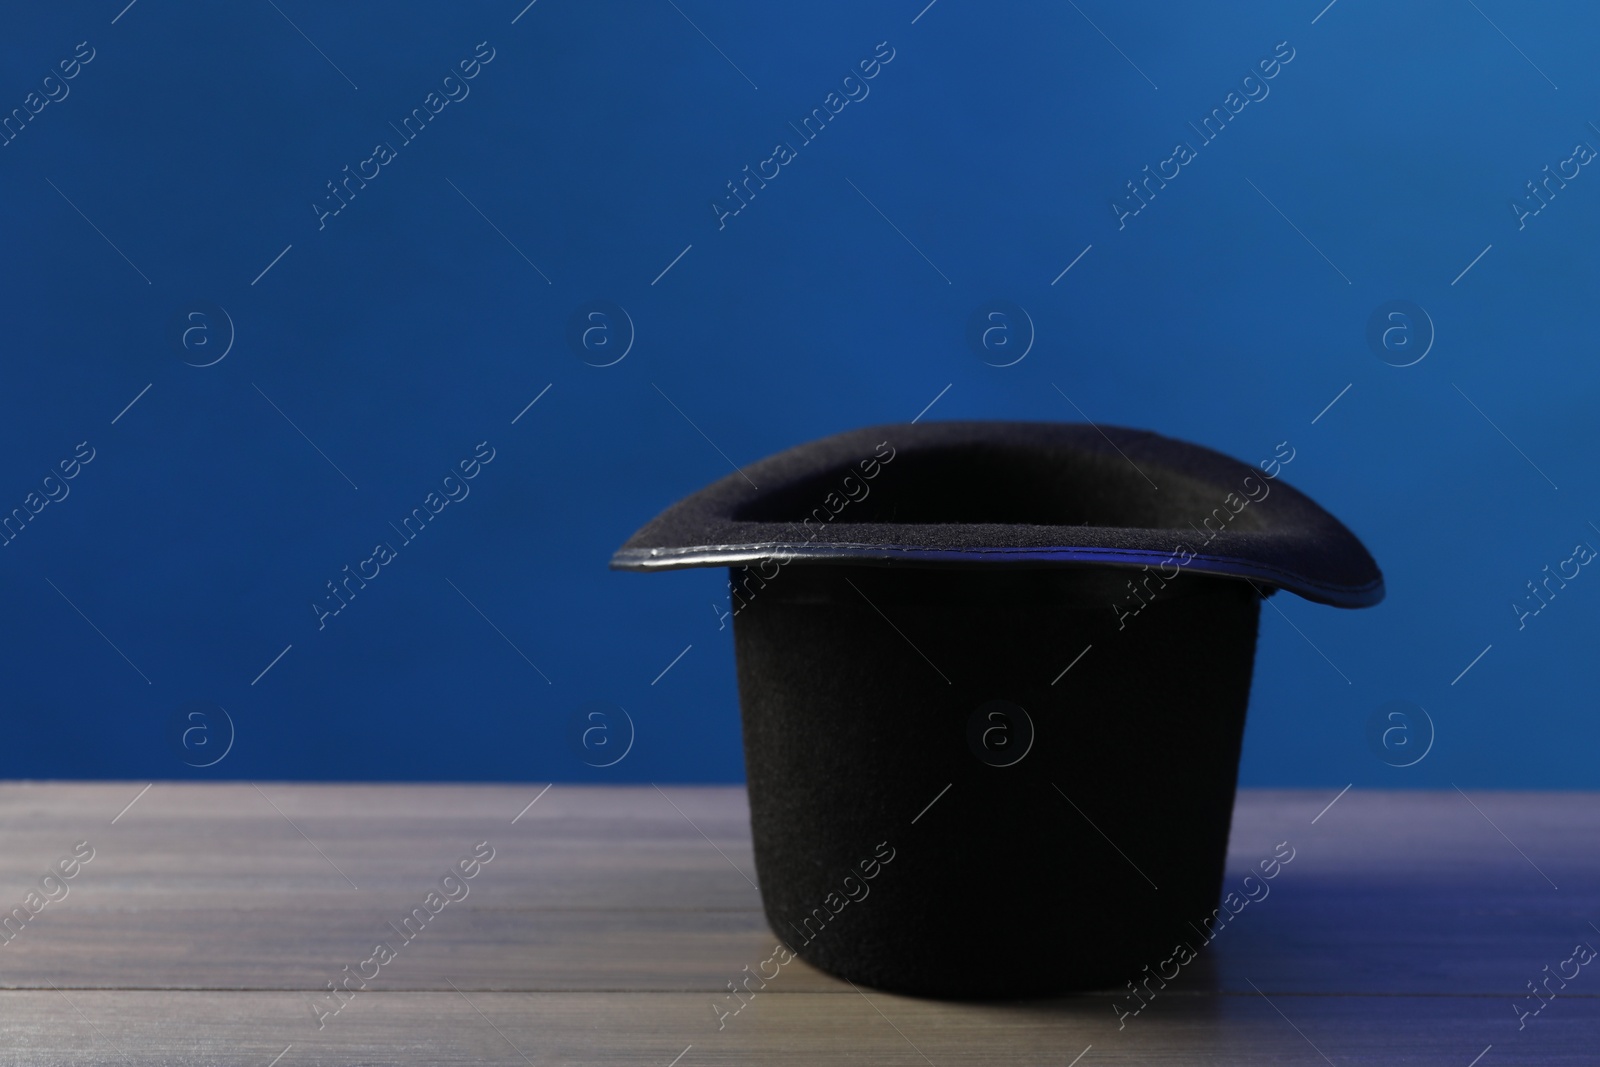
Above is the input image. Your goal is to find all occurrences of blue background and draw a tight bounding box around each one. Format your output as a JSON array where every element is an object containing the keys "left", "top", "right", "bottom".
[{"left": 1, "top": 0, "right": 1593, "bottom": 787}]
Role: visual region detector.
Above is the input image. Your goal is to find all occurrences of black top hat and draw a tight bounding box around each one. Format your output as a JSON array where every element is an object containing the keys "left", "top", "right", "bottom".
[{"left": 613, "top": 420, "right": 1381, "bottom": 998}]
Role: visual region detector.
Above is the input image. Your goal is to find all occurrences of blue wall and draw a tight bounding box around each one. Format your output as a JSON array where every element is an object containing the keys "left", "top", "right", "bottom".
[{"left": 1, "top": 1, "right": 1595, "bottom": 787}]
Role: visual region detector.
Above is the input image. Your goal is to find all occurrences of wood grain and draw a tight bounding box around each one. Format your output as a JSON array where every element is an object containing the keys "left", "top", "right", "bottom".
[{"left": 0, "top": 783, "right": 1595, "bottom": 1064}]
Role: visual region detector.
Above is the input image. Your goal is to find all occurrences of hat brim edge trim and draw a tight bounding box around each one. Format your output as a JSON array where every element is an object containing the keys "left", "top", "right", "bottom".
[{"left": 609, "top": 542, "right": 1384, "bottom": 609}]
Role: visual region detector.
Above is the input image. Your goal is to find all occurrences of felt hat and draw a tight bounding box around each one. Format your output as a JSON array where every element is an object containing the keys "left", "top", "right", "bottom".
[{"left": 612, "top": 420, "right": 1382, "bottom": 997}]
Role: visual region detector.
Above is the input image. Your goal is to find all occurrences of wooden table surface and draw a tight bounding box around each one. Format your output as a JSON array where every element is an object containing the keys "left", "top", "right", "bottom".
[{"left": 0, "top": 783, "right": 1595, "bottom": 1065}]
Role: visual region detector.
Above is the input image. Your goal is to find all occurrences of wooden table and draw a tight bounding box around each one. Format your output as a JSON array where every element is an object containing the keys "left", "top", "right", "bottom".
[{"left": 0, "top": 783, "right": 1594, "bottom": 1065}]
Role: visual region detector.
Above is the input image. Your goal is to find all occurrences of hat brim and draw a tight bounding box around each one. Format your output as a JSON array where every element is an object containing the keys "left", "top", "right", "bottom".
[{"left": 611, "top": 420, "right": 1383, "bottom": 608}]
